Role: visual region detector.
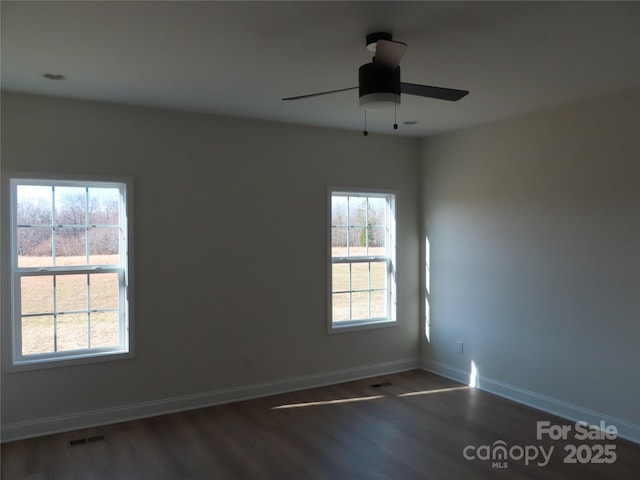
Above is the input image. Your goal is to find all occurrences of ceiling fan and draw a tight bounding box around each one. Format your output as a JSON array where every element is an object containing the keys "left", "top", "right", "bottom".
[{"left": 283, "top": 32, "right": 469, "bottom": 132}]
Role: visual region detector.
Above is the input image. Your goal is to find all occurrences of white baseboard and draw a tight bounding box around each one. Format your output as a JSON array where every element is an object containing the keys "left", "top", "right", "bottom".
[
  {"left": 420, "top": 358, "right": 640, "bottom": 445},
  {"left": 1, "top": 357, "right": 419, "bottom": 443}
]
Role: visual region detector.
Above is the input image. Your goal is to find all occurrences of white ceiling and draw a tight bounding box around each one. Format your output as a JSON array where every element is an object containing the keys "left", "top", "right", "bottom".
[{"left": 2, "top": 1, "right": 640, "bottom": 137}]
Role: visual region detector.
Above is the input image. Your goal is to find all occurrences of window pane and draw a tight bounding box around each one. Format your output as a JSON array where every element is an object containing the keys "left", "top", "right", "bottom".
[
  {"left": 17, "top": 185, "right": 52, "bottom": 225},
  {"left": 331, "top": 196, "right": 348, "bottom": 226},
  {"left": 22, "top": 315, "right": 54, "bottom": 355},
  {"left": 349, "top": 227, "right": 366, "bottom": 256},
  {"left": 351, "top": 292, "right": 370, "bottom": 320},
  {"left": 371, "top": 290, "right": 387, "bottom": 318},
  {"left": 55, "top": 186, "right": 86, "bottom": 225},
  {"left": 18, "top": 226, "right": 51, "bottom": 268},
  {"left": 18, "top": 225, "right": 53, "bottom": 266},
  {"left": 90, "top": 273, "right": 120, "bottom": 310},
  {"left": 90, "top": 311, "right": 120, "bottom": 348},
  {"left": 57, "top": 313, "right": 89, "bottom": 351},
  {"left": 367, "top": 227, "right": 386, "bottom": 256},
  {"left": 367, "top": 197, "right": 386, "bottom": 227},
  {"left": 348, "top": 196, "right": 367, "bottom": 227},
  {"left": 56, "top": 274, "right": 88, "bottom": 312},
  {"left": 332, "top": 264, "right": 350, "bottom": 293},
  {"left": 88, "top": 187, "right": 119, "bottom": 225},
  {"left": 331, "top": 227, "right": 348, "bottom": 257},
  {"left": 55, "top": 227, "right": 87, "bottom": 264},
  {"left": 351, "top": 263, "right": 369, "bottom": 290},
  {"left": 89, "top": 227, "right": 119, "bottom": 264},
  {"left": 370, "top": 262, "right": 387, "bottom": 290},
  {"left": 332, "top": 293, "right": 350, "bottom": 322},
  {"left": 21, "top": 276, "right": 53, "bottom": 315}
]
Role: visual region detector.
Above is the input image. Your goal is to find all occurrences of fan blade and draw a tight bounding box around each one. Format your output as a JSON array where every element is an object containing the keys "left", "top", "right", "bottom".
[
  {"left": 375, "top": 39, "right": 407, "bottom": 67},
  {"left": 401, "top": 82, "right": 469, "bottom": 101},
  {"left": 282, "top": 87, "right": 358, "bottom": 101}
]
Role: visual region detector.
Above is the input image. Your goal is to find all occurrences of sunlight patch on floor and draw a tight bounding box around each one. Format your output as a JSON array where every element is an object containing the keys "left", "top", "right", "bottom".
[
  {"left": 272, "top": 383, "right": 471, "bottom": 409},
  {"left": 398, "top": 385, "right": 470, "bottom": 397},
  {"left": 272, "top": 395, "right": 384, "bottom": 409}
]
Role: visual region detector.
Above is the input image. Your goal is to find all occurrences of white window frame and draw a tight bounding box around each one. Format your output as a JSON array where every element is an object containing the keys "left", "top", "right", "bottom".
[
  {"left": 328, "top": 188, "right": 397, "bottom": 332},
  {"left": 2, "top": 173, "right": 134, "bottom": 371}
]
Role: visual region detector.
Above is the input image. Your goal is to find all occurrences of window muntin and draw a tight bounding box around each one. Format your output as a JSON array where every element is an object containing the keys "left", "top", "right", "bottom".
[
  {"left": 330, "top": 190, "right": 396, "bottom": 329},
  {"left": 8, "top": 177, "right": 131, "bottom": 367}
]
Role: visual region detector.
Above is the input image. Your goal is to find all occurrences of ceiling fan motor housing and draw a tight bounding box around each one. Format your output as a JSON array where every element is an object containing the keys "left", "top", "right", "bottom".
[{"left": 359, "top": 62, "right": 401, "bottom": 110}]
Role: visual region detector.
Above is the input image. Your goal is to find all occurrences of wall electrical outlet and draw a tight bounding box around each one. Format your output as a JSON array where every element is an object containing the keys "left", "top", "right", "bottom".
[{"left": 457, "top": 340, "right": 464, "bottom": 354}]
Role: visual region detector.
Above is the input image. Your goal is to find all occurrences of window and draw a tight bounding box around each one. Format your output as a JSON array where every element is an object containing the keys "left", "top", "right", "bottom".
[
  {"left": 329, "top": 189, "right": 396, "bottom": 330},
  {"left": 5, "top": 175, "right": 132, "bottom": 368}
]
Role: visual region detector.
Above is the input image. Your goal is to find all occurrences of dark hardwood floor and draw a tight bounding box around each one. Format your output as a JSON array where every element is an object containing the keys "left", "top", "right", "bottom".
[{"left": 2, "top": 370, "right": 639, "bottom": 479}]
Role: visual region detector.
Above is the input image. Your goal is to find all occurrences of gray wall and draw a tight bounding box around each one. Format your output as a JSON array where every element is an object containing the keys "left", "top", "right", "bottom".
[
  {"left": 1, "top": 92, "right": 420, "bottom": 426},
  {"left": 420, "top": 87, "right": 640, "bottom": 428}
]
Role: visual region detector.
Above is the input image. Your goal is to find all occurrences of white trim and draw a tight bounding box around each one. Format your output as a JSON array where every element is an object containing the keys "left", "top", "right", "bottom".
[
  {"left": 418, "top": 358, "right": 469, "bottom": 384},
  {"left": 420, "top": 358, "right": 640, "bottom": 445},
  {"left": 0, "top": 358, "right": 419, "bottom": 443},
  {"left": 328, "top": 318, "right": 397, "bottom": 334},
  {"left": 1, "top": 172, "right": 134, "bottom": 372},
  {"left": 327, "top": 187, "right": 398, "bottom": 333}
]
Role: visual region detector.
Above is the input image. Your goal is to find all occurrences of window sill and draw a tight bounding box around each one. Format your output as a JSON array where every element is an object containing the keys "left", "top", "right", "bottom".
[
  {"left": 5, "top": 349, "right": 133, "bottom": 373},
  {"left": 328, "top": 319, "right": 397, "bottom": 334}
]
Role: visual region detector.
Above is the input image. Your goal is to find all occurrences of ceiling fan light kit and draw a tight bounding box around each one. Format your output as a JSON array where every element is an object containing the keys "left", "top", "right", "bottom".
[
  {"left": 283, "top": 32, "right": 469, "bottom": 133},
  {"left": 359, "top": 62, "right": 401, "bottom": 110}
]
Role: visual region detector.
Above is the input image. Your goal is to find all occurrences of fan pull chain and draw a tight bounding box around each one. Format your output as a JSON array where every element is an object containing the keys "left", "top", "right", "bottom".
[
  {"left": 394, "top": 102, "right": 398, "bottom": 130},
  {"left": 363, "top": 110, "right": 368, "bottom": 136}
]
